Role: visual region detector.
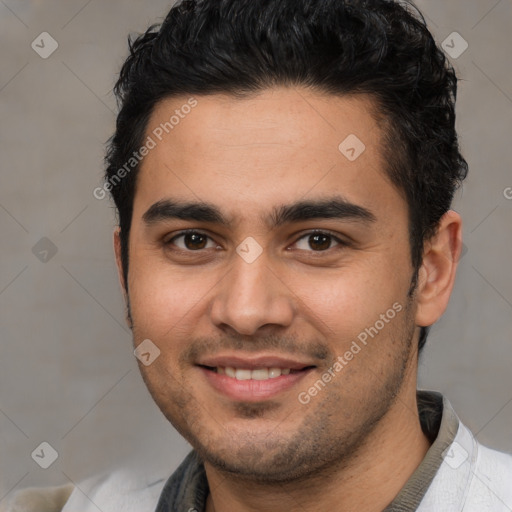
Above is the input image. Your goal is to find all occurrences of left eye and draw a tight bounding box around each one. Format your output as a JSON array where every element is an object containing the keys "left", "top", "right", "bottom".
[
  {"left": 294, "top": 232, "right": 343, "bottom": 251},
  {"left": 168, "top": 231, "right": 218, "bottom": 251}
]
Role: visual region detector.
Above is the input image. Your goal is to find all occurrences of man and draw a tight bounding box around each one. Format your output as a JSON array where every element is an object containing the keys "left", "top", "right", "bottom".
[{"left": 5, "top": 0, "right": 512, "bottom": 511}]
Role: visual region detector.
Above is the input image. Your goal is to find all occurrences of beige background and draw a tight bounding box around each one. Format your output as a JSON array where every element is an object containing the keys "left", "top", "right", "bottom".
[{"left": 1, "top": 0, "right": 511, "bottom": 501}]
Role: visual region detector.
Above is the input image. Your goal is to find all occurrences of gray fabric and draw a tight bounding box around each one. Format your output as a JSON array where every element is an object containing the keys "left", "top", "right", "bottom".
[
  {"left": 154, "top": 390, "right": 456, "bottom": 512},
  {"left": 383, "top": 391, "right": 459, "bottom": 511},
  {"left": 154, "top": 450, "right": 209, "bottom": 512}
]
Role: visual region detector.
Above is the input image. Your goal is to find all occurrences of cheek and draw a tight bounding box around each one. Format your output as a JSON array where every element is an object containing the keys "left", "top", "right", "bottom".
[
  {"left": 127, "top": 251, "right": 214, "bottom": 336},
  {"left": 285, "top": 264, "right": 400, "bottom": 339}
]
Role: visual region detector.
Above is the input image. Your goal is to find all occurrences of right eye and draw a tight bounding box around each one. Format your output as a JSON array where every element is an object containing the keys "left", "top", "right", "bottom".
[{"left": 165, "top": 230, "right": 219, "bottom": 251}]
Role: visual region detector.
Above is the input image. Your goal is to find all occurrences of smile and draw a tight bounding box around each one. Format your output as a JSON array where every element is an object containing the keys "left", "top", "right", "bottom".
[
  {"left": 212, "top": 366, "right": 293, "bottom": 380},
  {"left": 199, "top": 364, "right": 315, "bottom": 401}
]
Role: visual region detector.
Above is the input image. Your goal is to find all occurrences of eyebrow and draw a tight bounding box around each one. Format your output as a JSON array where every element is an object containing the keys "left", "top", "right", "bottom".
[{"left": 142, "top": 196, "right": 376, "bottom": 228}]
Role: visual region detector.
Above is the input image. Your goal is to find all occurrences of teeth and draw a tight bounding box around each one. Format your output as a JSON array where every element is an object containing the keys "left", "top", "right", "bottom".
[
  {"left": 251, "top": 368, "right": 269, "bottom": 380},
  {"left": 268, "top": 367, "right": 281, "bottom": 378},
  {"left": 218, "top": 367, "right": 294, "bottom": 380},
  {"left": 235, "top": 369, "right": 252, "bottom": 380}
]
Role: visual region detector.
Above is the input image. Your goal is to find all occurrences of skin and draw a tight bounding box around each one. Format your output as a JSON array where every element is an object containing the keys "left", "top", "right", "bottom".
[{"left": 114, "top": 87, "right": 462, "bottom": 512}]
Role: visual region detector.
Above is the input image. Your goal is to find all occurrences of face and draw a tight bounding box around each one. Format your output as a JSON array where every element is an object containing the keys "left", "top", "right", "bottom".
[{"left": 120, "top": 88, "right": 421, "bottom": 482}]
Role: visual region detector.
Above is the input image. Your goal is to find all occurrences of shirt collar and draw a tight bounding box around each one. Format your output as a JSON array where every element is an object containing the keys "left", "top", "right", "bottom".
[{"left": 383, "top": 390, "right": 460, "bottom": 511}]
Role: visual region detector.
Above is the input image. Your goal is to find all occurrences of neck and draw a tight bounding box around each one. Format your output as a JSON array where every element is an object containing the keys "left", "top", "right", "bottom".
[{"left": 204, "top": 385, "right": 431, "bottom": 512}]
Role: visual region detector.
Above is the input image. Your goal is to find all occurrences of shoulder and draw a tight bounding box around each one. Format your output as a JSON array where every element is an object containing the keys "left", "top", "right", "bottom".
[
  {"left": 1, "top": 466, "right": 169, "bottom": 512},
  {"left": 470, "top": 441, "right": 512, "bottom": 506},
  {"left": 62, "top": 468, "right": 168, "bottom": 512},
  {"left": 449, "top": 420, "right": 512, "bottom": 510},
  {"left": 0, "top": 483, "right": 74, "bottom": 512},
  {"left": 417, "top": 410, "right": 512, "bottom": 512}
]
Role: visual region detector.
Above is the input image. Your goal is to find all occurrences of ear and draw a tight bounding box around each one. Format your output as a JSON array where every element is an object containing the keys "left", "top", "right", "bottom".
[
  {"left": 114, "top": 228, "right": 134, "bottom": 330},
  {"left": 415, "top": 210, "right": 463, "bottom": 327},
  {"left": 113, "top": 227, "right": 127, "bottom": 296}
]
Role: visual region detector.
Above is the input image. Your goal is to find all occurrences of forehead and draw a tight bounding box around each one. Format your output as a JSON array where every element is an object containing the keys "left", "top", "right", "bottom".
[{"left": 133, "top": 87, "right": 404, "bottom": 224}]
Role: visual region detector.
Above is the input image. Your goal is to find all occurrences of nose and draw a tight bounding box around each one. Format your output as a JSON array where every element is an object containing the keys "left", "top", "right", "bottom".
[{"left": 210, "top": 253, "right": 295, "bottom": 336}]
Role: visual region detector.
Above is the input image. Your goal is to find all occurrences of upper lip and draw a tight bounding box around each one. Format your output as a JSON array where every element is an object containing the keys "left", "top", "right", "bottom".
[{"left": 197, "top": 354, "right": 316, "bottom": 370}]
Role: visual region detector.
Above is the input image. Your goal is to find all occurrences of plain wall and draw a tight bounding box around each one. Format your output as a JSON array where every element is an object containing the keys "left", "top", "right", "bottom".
[{"left": 1, "top": 0, "right": 511, "bottom": 501}]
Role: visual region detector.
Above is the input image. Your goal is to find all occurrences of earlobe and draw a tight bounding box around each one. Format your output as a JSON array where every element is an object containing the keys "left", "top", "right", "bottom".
[{"left": 415, "top": 210, "right": 463, "bottom": 327}]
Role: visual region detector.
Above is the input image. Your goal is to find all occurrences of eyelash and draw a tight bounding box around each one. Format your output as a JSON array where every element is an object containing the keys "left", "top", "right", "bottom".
[{"left": 164, "top": 229, "right": 349, "bottom": 253}]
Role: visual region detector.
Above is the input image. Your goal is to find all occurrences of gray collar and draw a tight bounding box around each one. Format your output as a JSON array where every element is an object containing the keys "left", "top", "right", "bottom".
[{"left": 383, "top": 390, "right": 460, "bottom": 511}]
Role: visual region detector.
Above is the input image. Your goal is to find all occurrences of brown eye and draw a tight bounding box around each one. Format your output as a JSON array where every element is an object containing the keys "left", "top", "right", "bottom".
[
  {"left": 308, "top": 233, "right": 331, "bottom": 251},
  {"left": 183, "top": 233, "right": 207, "bottom": 250},
  {"left": 167, "top": 231, "right": 217, "bottom": 251},
  {"left": 294, "top": 231, "right": 344, "bottom": 252}
]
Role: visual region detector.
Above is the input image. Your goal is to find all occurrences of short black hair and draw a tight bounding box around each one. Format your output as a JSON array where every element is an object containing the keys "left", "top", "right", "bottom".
[{"left": 105, "top": 0, "right": 468, "bottom": 353}]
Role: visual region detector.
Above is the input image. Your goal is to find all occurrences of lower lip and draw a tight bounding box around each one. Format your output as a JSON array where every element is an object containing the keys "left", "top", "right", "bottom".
[{"left": 199, "top": 367, "right": 313, "bottom": 402}]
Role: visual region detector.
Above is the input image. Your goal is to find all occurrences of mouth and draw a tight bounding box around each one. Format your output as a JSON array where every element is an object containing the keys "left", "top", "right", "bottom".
[
  {"left": 196, "top": 357, "right": 316, "bottom": 401},
  {"left": 200, "top": 365, "right": 311, "bottom": 380}
]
